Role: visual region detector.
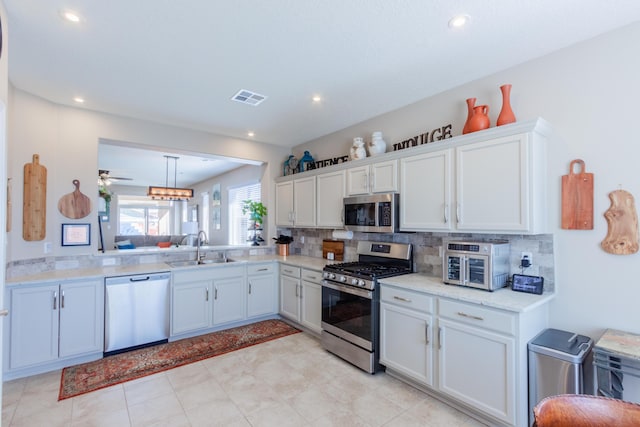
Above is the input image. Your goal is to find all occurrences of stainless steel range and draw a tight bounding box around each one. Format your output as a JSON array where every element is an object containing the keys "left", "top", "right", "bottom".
[{"left": 321, "top": 241, "right": 413, "bottom": 373}]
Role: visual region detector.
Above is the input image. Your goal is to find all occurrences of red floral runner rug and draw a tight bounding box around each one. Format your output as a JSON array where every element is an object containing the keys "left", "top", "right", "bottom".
[{"left": 59, "top": 319, "right": 299, "bottom": 400}]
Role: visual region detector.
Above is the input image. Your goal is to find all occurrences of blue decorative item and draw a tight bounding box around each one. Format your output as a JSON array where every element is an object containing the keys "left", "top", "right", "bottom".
[
  {"left": 299, "top": 151, "right": 315, "bottom": 172},
  {"left": 283, "top": 155, "right": 298, "bottom": 176}
]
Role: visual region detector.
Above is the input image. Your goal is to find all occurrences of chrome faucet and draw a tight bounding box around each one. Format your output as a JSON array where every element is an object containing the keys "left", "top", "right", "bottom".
[{"left": 196, "top": 230, "right": 208, "bottom": 263}]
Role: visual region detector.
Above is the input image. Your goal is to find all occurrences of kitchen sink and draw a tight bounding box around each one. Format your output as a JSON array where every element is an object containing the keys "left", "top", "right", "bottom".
[{"left": 168, "top": 259, "right": 235, "bottom": 267}]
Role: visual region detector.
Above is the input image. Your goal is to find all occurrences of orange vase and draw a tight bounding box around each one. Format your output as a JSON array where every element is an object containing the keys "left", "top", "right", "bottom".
[
  {"left": 467, "top": 105, "right": 490, "bottom": 133},
  {"left": 497, "top": 84, "right": 516, "bottom": 126},
  {"left": 462, "top": 97, "right": 476, "bottom": 135}
]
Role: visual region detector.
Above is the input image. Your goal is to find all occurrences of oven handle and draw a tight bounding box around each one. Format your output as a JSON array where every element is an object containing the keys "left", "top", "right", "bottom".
[{"left": 322, "top": 280, "right": 372, "bottom": 299}]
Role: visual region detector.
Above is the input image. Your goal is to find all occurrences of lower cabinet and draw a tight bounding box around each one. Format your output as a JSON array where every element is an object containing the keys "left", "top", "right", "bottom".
[
  {"left": 279, "top": 264, "right": 322, "bottom": 334},
  {"left": 171, "top": 264, "right": 278, "bottom": 339},
  {"left": 7, "top": 278, "right": 104, "bottom": 372},
  {"left": 379, "top": 283, "right": 546, "bottom": 427},
  {"left": 380, "top": 286, "right": 434, "bottom": 386}
]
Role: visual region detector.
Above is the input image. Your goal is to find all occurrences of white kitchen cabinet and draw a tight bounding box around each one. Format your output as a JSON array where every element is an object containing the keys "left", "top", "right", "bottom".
[
  {"left": 279, "top": 264, "right": 301, "bottom": 321},
  {"left": 171, "top": 279, "right": 212, "bottom": 335},
  {"left": 316, "top": 170, "right": 345, "bottom": 228},
  {"left": 455, "top": 133, "right": 541, "bottom": 233},
  {"left": 8, "top": 279, "right": 103, "bottom": 371},
  {"left": 400, "top": 150, "right": 452, "bottom": 231},
  {"left": 346, "top": 159, "right": 398, "bottom": 195},
  {"left": 279, "top": 265, "right": 322, "bottom": 334},
  {"left": 247, "top": 262, "right": 278, "bottom": 319},
  {"left": 300, "top": 269, "right": 323, "bottom": 334},
  {"left": 275, "top": 177, "right": 316, "bottom": 227},
  {"left": 380, "top": 286, "right": 434, "bottom": 386},
  {"left": 213, "top": 276, "right": 246, "bottom": 326},
  {"left": 438, "top": 316, "right": 515, "bottom": 425}
]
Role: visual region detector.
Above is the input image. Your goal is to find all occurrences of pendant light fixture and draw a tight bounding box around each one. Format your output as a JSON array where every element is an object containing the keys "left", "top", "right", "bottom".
[{"left": 148, "top": 155, "right": 194, "bottom": 201}]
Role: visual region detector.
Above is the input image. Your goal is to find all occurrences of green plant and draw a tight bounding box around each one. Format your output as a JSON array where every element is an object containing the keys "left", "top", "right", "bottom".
[
  {"left": 242, "top": 200, "right": 267, "bottom": 225},
  {"left": 98, "top": 185, "right": 112, "bottom": 203}
]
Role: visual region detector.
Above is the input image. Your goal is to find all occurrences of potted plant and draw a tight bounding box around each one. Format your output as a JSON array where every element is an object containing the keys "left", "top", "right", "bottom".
[{"left": 242, "top": 200, "right": 267, "bottom": 246}]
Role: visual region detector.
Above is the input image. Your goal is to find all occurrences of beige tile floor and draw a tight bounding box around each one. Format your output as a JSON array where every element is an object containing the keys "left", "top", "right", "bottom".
[{"left": 2, "top": 332, "right": 487, "bottom": 426}]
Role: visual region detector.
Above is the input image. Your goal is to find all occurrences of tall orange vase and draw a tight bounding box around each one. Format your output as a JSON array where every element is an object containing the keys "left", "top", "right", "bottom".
[
  {"left": 462, "top": 97, "right": 476, "bottom": 134},
  {"left": 497, "top": 84, "right": 516, "bottom": 126}
]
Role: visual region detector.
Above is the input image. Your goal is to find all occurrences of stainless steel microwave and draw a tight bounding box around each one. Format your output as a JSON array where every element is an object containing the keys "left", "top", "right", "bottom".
[
  {"left": 443, "top": 240, "right": 510, "bottom": 291},
  {"left": 343, "top": 193, "right": 399, "bottom": 233}
]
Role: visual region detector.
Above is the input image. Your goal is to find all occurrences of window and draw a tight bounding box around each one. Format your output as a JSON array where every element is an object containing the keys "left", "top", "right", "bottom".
[
  {"left": 228, "top": 183, "right": 261, "bottom": 245},
  {"left": 118, "top": 196, "right": 174, "bottom": 235}
]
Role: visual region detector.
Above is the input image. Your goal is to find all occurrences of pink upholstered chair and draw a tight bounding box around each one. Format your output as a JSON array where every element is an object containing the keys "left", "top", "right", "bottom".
[{"left": 533, "top": 394, "right": 640, "bottom": 426}]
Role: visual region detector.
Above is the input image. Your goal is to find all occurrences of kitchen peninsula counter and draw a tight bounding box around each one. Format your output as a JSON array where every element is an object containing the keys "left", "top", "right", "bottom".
[{"left": 379, "top": 273, "right": 555, "bottom": 313}]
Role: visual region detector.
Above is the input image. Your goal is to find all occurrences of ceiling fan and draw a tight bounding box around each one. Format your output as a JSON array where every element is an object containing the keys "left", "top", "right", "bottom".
[{"left": 98, "top": 169, "right": 133, "bottom": 186}]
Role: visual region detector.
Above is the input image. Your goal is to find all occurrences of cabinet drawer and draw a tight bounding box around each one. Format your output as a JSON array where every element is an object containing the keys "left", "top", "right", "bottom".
[
  {"left": 438, "top": 299, "right": 515, "bottom": 336},
  {"left": 301, "top": 269, "right": 323, "bottom": 284},
  {"left": 381, "top": 285, "right": 434, "bottom": 314},
  {"left": 247, "top": 263, "right": 275, "bottom": 275},
  {"left": 280, "top": 264, "right": 301, "bottom": 278}
]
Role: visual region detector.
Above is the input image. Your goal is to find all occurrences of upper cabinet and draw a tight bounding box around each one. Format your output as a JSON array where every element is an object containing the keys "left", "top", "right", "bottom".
[
  {"left": 346, "top": 159, "right": 398, "bottom": 196},
  {"left": 316, "top": 170, "right": 346, "bottom": 228},
  {"left": 275, "top": 177, "right": 316, "bottom": 227},
  {"left": 400, "top": 119, "right": 549, "bottom": 234}
]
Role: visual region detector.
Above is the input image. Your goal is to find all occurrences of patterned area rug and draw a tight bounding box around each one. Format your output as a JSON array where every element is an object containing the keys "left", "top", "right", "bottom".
[{"left": 59, "top": 319, "right": 299, "bottom": 400}]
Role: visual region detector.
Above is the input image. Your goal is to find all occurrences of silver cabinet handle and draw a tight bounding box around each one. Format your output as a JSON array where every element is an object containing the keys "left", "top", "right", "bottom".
[
  {"left": 53, "top": 291, "right": 58, "bottom": 310},
  {"left": 295, "top": 284, "right": 299, "bottom": 297},
  {"left": 369, "top": 172, "right": 373, "bottom": 192},
  {"left": 307, "top": 275, "right": 317, "bottom": 280},
  {"left": 425, "top": 323, "right": 430, "bottom": 344},
  {"left": 0, "top": 309, "right": 8, "bottom": 317},
  {"left": 393, "top": 296, "right": 412, "bottom": 303},
  {"left": 249, "top": 283, "right": 252, "bottom": 294},
  {"left": 300, "top": 285, "right": 303, "bottom": 298},
  {"left": 438, "top": 327, "right": 442, "bottom": 349},
  {"left": 456, "top": 203, "right": 462, "bottom": 223},
  {"left": 257, "top": 268, "right": 268, "bottom": 272},
  {"left": 205, "top": 288, "right": 209, "bottom": 301},
  {"left": 362, "top": 174, "right": 367, "bottom": 190},
  {"left": 444, "top": 204, "right": 449, "bottom": 223},
  {"left": 61, "top": 291, "right": 65, "bottom": 309},
  {"left": 457, "top": 311, "right": 484, "bottom": 321},
  {"left": 214, "top": 287, "right": 218, "bottom": 300}
]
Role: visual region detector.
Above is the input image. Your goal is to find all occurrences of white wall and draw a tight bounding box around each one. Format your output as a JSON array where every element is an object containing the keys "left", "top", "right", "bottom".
[
  {"left": 7, "top": 90, "right": 289, "bottom": 261},
  {"left": 296, "top": 22, "right": 640, "bottom": 399}
]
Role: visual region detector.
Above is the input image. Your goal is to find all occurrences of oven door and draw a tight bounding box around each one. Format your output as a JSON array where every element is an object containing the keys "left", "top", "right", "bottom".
[
  {"left": 321, "top": 280, "right": 375, "bottom": 351},
  {"left": 444, "top": 253, "right": 465, "bottom": 285},
  {"left": 465, "top": 255, "right": 490, "bottom": 289},
  {"left": 343, "top": 199, "right": 377, "bottom": 231}
]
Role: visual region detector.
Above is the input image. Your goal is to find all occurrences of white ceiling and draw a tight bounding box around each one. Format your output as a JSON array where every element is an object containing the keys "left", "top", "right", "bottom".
[{"left": 5, "top": 1, "right": 640, "bottom": 157}]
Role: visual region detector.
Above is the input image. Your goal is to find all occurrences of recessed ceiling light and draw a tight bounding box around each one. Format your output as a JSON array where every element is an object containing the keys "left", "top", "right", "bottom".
[
  {"left": 73, "top": 96, "right": 85, "bottom": 104},
  {"left": 247, "top": 131, "right": 255, "bottom": 137},
  {"left": 448, "top": 14, "right": 469, "bottom": 29},
  {"left": 60, "top": 9, "right": 82, "bottom": 23},
  {"left": 312, "top": 95, "right": 322, "bottom": 103}
]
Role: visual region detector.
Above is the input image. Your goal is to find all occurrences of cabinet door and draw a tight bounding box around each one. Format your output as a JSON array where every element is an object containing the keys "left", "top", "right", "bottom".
[
  {"left": 400, "top": 150, "right": 452, "bottom": 231},
  {"left": 171, "top": 280, "right": 212, "bottom": 336},
  {"left": 247, "top": 273, "right": 277, "bottom": 318},
  {"left": 346, "top": 165, "right": 370, "bottom": 195},
  {"left": 438, "top": 318, "right": 516, "bottom": 425},
  {"left": 9, "top": 285, "right": 59, "bottom": 369},
  {"left": 59, "top": 280, "right": 104, "bottom": 358},
  {"left": 213, "top": 276, "right": 246, "bottom": 325},
  {"left": 293, "top": 176, "right": 316, "bottom": 227},
  {"left": 456, "top": 134, "right": 530, "bottom": 232},
  {"left": 300, "top": 281, "right": 322, "bottom": 334},
  {"left": 275, "top": 181, "right": 294, "bottom": 226},
  {"left": 279, "top": 275, "right": 301, "bottom": 321},
  {"left": 316, "top": 170, "right": 345, "bottom": 228},
  {"left": 380, "top": 302, "right": 433, "bottom": 386},
  {"left": 370, "top": 160, "right": 398, "bottom": 193}
]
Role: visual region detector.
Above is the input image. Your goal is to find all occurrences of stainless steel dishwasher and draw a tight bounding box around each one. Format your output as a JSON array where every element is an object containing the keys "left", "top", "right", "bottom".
[{"left": 104, "top": 272, "right": 170, "bottom": 355}]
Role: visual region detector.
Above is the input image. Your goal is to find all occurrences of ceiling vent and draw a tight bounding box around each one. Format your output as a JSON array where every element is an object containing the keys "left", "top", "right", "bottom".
[{"left": 231, "top": 89, "right": 267, "bottom": 106}]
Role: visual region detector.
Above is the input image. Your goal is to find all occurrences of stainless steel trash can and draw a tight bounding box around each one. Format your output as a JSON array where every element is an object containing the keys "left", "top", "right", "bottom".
[{"left": 528, "top": 328, "right": 593, "bottom": 425}]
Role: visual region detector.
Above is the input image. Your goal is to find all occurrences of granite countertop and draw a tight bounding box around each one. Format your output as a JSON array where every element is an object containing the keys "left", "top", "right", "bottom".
[{"left": 379, "top": 273, "right": 555, "bottom": 313}]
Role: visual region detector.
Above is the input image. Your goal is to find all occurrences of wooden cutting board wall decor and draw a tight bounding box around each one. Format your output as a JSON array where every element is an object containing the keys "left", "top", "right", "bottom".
[
  {"left": 58, "top": 179, "right": 92, "bottom": 219},
  {"left": 561, "top": 159, "right": 594, "bottom": 230},
  {"left": 23, "top": 154, "right": 47, "bottom": 241},
  {"left": 601, "top": 189, "right": 639, "bottom": 255},
  {"left": 322, "top": 239, "right": 345, "bottom": 261}
]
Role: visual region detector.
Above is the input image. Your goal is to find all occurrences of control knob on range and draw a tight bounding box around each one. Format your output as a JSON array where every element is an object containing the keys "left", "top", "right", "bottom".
[
  {"left": 339, "top": 275, "right": 347, "bottom": 282},
  {"left": 358, "top": 279, "right": 366, "bottom": 287},
  {"left": 351, "top": 278, "right": 359, "bottom": 286}
]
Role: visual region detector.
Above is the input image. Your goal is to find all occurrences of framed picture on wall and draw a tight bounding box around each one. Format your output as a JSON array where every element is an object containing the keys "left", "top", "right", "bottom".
[{"left": 61, "top": 223, "right": 91, "bottom": 246}]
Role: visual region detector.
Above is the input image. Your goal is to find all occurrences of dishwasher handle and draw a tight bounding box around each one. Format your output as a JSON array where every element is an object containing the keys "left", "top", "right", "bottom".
[{"left": 129, "top": 276, "right": 151, "bottom": 282}]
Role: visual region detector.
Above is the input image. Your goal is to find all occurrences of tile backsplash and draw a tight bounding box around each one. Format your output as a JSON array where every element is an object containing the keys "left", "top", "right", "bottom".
[{"left": 279, "top": 228, "right": 555, "bottom": 292}]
